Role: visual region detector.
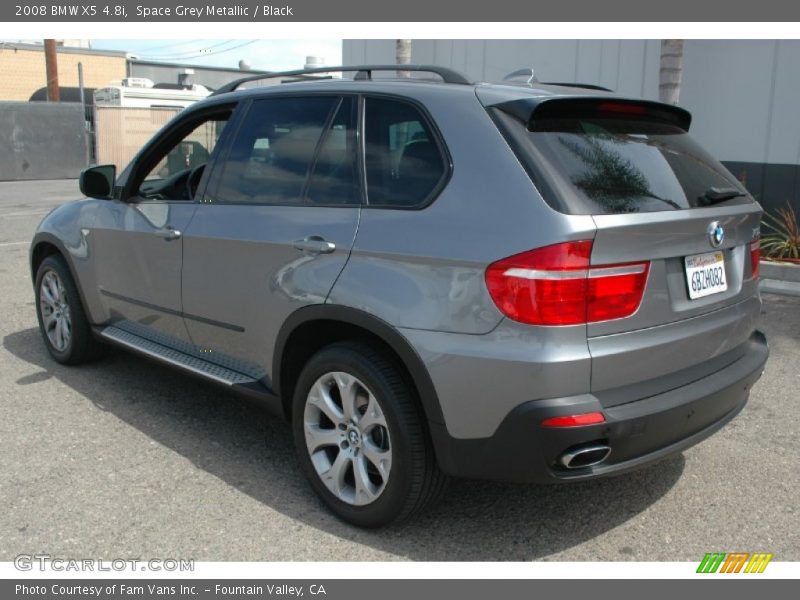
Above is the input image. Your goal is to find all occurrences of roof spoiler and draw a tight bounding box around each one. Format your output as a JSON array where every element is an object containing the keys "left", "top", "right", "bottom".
[{"left": 494, "top": 97, "right": 692, "bottom": 132}]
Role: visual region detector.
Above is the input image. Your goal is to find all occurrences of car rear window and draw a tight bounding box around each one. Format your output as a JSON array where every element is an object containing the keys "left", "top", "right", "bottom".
[{"left": 491, "top": 106, "right": 752, "bottom": 215}]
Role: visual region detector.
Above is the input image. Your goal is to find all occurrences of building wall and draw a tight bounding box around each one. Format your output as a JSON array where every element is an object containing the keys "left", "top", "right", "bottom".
[
  {"left": 343, "top": 39, "right": 800, "bottom": 213},
  {"left": 680, "top": 40, "right": 800, "bottom": 212},
  {"left": 0, "top": 44, "right": 127, "bottom": 101},
  {"left": 344, "top": 39, "right": 661, "bottom": 99}
]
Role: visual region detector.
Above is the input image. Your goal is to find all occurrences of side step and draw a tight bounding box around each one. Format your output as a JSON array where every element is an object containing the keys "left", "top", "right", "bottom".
[{"left": 98, "top": 325, "right": 261, "bottom": 387}]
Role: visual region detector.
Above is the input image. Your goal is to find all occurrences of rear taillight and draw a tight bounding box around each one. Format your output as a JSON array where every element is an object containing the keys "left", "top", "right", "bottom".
[
  {"left": 750, "top": 239, "right": 760, "bottom": 280},
  {"left": 485, "top": 240, "right": 650, "bottom": 326}
]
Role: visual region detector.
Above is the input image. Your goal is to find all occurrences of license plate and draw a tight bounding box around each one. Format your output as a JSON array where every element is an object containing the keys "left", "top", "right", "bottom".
[{"left": 685, "top": 251, "right": 727, "bottom": 300}]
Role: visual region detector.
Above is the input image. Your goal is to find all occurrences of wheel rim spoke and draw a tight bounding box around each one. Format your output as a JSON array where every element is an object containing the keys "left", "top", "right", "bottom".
[
  {"left": 48, "top": 274, "right": 61, "bottom": 302},
  {"left": 353, "top": 454, "right": 378, "bottom": 504},
  {"left": 54, "top": 317, "right": 64, "bottom": 350},
  {"left": 61, "top": 316, "right": 71, "bottom": 341},
  {"left": 357, "top": 395, "right": 385, "bottom": 432},
  {"left": 362, "top": 440, "right": 392, "bottom": 480},
  {"left": 304, "top": 424, "right": 341, "bottom": 454},
  {"left": 307, "top": 379, "right": 344, "bottom": 423},
  {"left": 41, "top": 308, "right": 56, "bottom": 329},
  {"left": 322, "top": 450, "right": 350, "bottom": 497},
  {"left": 334, "top": 372, "right": 359, "bottom": 422},
  {"left": 40, "top": 281, "right": 56, "bottom": 307}
]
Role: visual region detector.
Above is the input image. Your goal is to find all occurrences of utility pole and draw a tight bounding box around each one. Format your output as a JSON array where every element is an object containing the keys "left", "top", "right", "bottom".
[
  {"left": 659, "top": 40, "right": 684, "bottom": 105},
  {"left": 396, "top": 39, "right": 412, "bottom": 78},
  {"left": 44, "top": 39, "right": 60, "bottom": 101}
]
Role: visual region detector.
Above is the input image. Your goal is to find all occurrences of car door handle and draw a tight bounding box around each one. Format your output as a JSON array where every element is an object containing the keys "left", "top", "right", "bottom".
[
  {"left": 293, "top": 236, "right": 336, "bottom": 254},
  {"left": 154, "top": 227, "right": 181, "bottom": 241}
]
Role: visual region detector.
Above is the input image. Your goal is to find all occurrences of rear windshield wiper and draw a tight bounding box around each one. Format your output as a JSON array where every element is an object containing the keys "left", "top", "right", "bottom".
[{"left": 698, "top": 186, "right": 747, "bottom": 206}]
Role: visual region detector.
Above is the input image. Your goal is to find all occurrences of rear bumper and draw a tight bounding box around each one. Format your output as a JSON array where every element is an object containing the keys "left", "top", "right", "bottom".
[{"left": 430, "top": 330, "right": 768, "bottom": 483}]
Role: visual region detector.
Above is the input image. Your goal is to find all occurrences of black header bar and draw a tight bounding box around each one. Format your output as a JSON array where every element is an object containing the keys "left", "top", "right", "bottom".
[{"left": 3, "top": 0, "right": 800, "bottom": 22}]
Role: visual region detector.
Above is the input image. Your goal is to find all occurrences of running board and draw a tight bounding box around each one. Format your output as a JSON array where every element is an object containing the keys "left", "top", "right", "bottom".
[
  {"left": 97, "top": 325, "right": 284, "bottom": 418},
  {"left": 98, "top": 325, "right": 264, "bottom": 388}
]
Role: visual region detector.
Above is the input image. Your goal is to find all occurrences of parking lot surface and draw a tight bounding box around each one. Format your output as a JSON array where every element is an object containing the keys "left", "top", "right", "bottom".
[{"left": 1, "top": 179, "right": 798, "bottom": 561}]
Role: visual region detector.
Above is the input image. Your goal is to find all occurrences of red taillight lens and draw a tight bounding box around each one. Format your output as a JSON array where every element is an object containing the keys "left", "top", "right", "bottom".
[
  {"left": 750, "top": 239, "right": 760, "bottom": 280},
  {"left": 485, "top": 240, "right": 649, "bottom": 326},
  {"left": 541, "top": 412, "right": 606, "bottom": 428},
  {"left": 587, "top": 262, "right": 650, "bottom": 322}
]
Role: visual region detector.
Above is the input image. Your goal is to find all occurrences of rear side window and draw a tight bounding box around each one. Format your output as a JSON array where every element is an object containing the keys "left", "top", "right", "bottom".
[
  {"left": 364, "top": 97, "right": 447, "bottom": 208},
  {"left": 214, "top": 96, "right": 342, "bottom": 205},
  {"left": 306, "top": 97, "right": 360, "bottom": 205},
  {"left": 492, "top": 106, "right": 752, "bottom": 215}
]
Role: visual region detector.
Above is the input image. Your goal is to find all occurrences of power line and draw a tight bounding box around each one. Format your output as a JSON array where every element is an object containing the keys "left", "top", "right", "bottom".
[
  {"left": 140, "top": 40, "right": 259, "bottom": 62},
  {"left": 135, "top": 39, "right": 204, "bottom": 52},
  {"left": 141, "top": 39, "right": 241, "bottom": 60},
  {"left": 141, "top": 39, "right": 237, "bottom": 59}
]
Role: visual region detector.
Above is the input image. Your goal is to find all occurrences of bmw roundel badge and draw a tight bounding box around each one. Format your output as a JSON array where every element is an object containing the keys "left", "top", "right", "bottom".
[{"left": 707, "top": 221, "right": 725, "bottom": 248}]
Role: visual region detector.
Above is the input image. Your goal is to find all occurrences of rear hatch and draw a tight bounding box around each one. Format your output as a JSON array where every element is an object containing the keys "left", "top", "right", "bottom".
[{"left": 483, "top": 89, "right": 763, "bottom": 404}]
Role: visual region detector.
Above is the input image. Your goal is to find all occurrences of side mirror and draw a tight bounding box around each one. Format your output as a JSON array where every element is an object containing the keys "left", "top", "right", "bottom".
[{"left": 79, "top": 164, "right": 116, "bottom": 200}]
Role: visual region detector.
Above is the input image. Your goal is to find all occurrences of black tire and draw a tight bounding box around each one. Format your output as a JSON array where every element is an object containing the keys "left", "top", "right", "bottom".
[
  {"left": 34, "top": 255, "right": 104, "bottom": 365},
  {"left": 292, "top": 341, "right": 448, "bottom": 527}
]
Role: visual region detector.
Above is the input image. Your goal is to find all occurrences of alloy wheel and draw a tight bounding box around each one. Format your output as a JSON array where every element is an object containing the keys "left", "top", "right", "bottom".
[
  {"left": 39, "top": 270, "right": 72, "bottom": 352},
  {"left": 303, "top": 371, "right": 392, "bottom": 506}
]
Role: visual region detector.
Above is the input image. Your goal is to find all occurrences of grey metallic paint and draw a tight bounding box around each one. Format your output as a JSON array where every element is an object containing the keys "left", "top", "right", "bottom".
[{"left": 31, "top": 77, "right": 768, "bottom": 456}]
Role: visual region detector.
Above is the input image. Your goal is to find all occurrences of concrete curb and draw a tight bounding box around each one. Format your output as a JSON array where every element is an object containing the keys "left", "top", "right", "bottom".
[
  {"left": 761, "top": 261, "right": 800, "bottom": 283},
  {"left": 760, "top": 279, "right": 800, "bottom": 297},
  {"left": 760, "top": 261, "right": 800, "bottom": 296}
]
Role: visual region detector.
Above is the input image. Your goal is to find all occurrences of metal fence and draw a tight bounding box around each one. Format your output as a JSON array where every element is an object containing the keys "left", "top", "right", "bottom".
[{"left": 94, "top": 106, "right": 179, "bottom": 171}]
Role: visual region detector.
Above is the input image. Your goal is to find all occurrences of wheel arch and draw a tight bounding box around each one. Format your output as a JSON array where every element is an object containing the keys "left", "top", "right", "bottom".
[
  {"left": 30, "top": 236, "right": 63, "bottom": 279},
  {"left": 30, "top": 233, "right": 93, "bottom": 322},
  {"left": 273, "top": 305, "right": 445, "bottom": 427}
]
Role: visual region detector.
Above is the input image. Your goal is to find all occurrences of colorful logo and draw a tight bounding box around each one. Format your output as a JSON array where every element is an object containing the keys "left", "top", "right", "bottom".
[
  {"left": 707, "top": 221, "right": 725, "bottom": 248},
  {"left": 697, "top": 552, "right": 773, "bottom": 574}
]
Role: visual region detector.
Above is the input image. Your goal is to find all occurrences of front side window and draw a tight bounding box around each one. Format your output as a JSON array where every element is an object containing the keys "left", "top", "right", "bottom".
[
  {"left": 214, "top": 96, "right": 358, "bottom": 205},
  {"left": 364, "top": 97, "right": 446, "bottom": 208},
  {"left": 137, "top": 111, "right": 230, "bottom": 201}
]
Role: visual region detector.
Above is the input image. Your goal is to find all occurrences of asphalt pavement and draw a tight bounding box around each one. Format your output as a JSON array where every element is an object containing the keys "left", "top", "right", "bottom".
[{"left": 0, "top": 179, "right": 797, "bottom": 561}]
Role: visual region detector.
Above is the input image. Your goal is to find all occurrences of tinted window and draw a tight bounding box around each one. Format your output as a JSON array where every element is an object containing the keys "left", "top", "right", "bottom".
[
  {"left": 306, "top": 97, "right": 360, "bottom": 205},
  {"left": 364, "top": 98, "right": 446, "bottom": 207},
  {"left": 494, "top": 109, "right": 751, "bottom": 215},
  {"left": 215, "top": 96, "right": 338, "bottom": 205},
  {"left": 136, "top": 110, "right": 231, "bottom": 202}
]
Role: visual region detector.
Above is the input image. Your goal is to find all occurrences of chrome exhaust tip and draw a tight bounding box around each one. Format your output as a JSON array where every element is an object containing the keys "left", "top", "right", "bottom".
[{"left": 559, "top": 443, "right": 612, "bottom": 469}]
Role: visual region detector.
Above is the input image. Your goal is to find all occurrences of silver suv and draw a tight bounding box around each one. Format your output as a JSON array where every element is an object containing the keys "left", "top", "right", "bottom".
[{"left": 31, "top": 65, "right": 769, "bottom": 527}]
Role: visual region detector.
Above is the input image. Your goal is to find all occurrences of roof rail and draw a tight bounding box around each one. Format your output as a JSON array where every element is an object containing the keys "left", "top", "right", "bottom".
[{"left": 212, "top": 64, "right": 473, "bottom": 95}]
